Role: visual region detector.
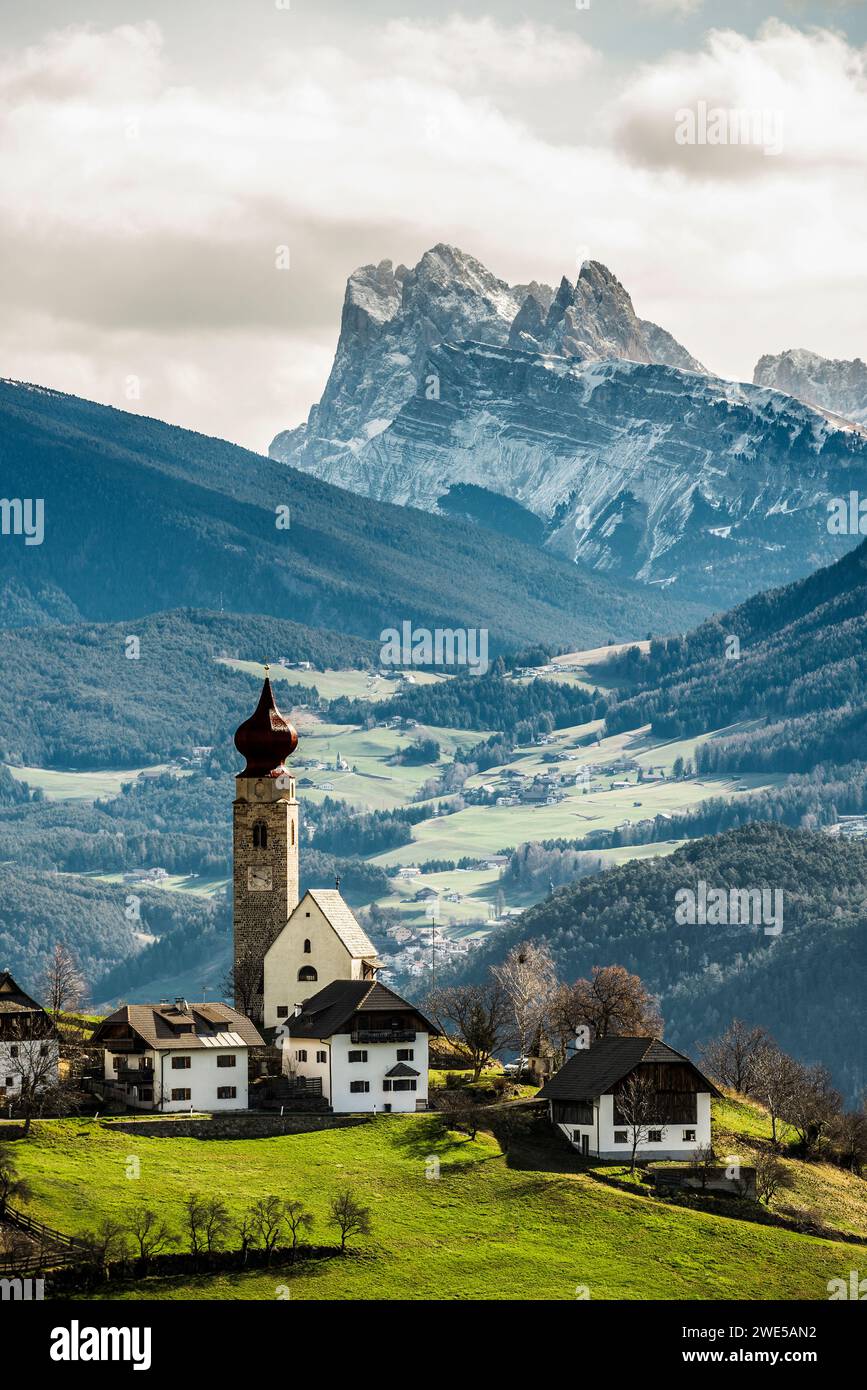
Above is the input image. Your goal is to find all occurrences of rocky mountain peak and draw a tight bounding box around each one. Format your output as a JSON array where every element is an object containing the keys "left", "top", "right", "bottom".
[{"left": 754, "top": 349, "right": 867, "bottom": 425}]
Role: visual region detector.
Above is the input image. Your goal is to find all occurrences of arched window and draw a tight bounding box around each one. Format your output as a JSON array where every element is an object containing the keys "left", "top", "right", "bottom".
[
  {"left": 303, "top": 938, "right": 311, "bottom": 954},
  {"left": 291, "top": 820, "right": 295, "bottom": 846},
  {"left": 252, "top": 821, "right": 268, "bottom": 849},
  {"left": 298, "top": 966, "right": 317, "bottom": 982}
]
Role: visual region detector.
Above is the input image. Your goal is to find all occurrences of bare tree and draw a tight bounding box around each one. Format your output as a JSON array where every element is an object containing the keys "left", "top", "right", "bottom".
[
  {"left": 779, "top": 1062, "right": 841, "bottom": 1157},
  {"left": 753, "top": 1150, "right": 791, "bottom": 1206},
  {"left": 433, "top": 1088, "right": 484, "bottom": 1140},
  {"left": 129, "top": 1208, "right": 176, "bottom": 1266},
  {"left": 184, "top": 1192, "right": 209, "bottom": 1256},
  {"left": 750, "top": 1042, "right": 799, "bottom": 1145},
  {"left": 329, "top": 1188, "right": 371, "bottom": 1251},
  {"left": 700, "top": 1020, "right": 769, "bottom": 1096},
  {"left": 235, "top": 1210, "right": 257, "bottom": 1265},
  {"left": 249, "top": 1195, "right": 285, "bottom": 1261},
  {"left": 222, "top": 950, "right": 261, "bottom": 1021},
  {"left": 616, "top": 1071, "right": 659, "bottom": 1174},
  {"left": 427, "top": 978, "right": 512, "bottom": 1081},
  {"left": 83, "top": 1217, "right": 130, "bottom": 1277},
  {"left": 492, "top": 940, "right": 557, "bottom": 1074},
  {"left": 6, "top": 1014, "right": 64, "bottom": 1136},
  {"left": 692, "top": 1143, "right": 716, "bottom": 1190},
  {"left": 828, "top": 1109, "right": 867, "bottom": 1175},
  {"left": 283, "top": 1198, "right": 313, "bottom": 1257},
  {"left": 202, "top": 1197, "right": 232, "bottom": 1253},
  {"left": 38, "top": 943, "right": 86, "bottom": 1022},
  {"left": 551, "top": 965, "right": 662, "bottom": 1045}
]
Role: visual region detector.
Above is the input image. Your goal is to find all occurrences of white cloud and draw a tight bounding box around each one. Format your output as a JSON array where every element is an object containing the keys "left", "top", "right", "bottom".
[
  {"left": 638, "top": 0, "right": 704, "bottom": 14},
  {"left": 0, "top": 16, "right": 866, "bottom": 450}
]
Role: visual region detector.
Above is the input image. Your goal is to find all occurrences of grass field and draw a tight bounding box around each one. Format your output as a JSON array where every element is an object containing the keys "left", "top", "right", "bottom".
[
  {"left": 3, "top": 764, "right": 180, "bottom": 801},
  {"left": 6, "top": 1106, "right": 864, "bottom": 1302},
  {"left": 221, "top": 659, "right": 449, "bottom": 703}
]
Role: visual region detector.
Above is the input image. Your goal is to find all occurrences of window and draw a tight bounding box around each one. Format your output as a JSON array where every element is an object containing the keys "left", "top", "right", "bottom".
[
  {"left": 217, "top": 1055, "right": 236, "bottom": 1068},
  {"left": 303, "top": 938, "right": 311, "bottom": 954},
  {"left": 396, "top": 1049, "right": 414, "bottom": 1062},
  {"left": 648, "top": 1130, "right": 663, "bottom": 1144},
  {"left": 217, "top": 1086, "right": 237, "bottom": 1100},
  {"left": 350, "top": 1080, "right": 370, "bottom": 1094},
  {"left": 298, "top": 966, "right": 317, "bottom": 982},
  {"left": 9, "top": 1046, "right": 18, "bottom": 1059},
  {"left": 40, "top": 1044, "right": 49, "bottom": 1056},
  {"left": 171, "top": 1056, "right": 191, "bottom": 1070},
  {"left": 171, "top": 1088, "right": 191, "bottom": 1101},
  {"left": 4, "top": 1077, "right": 13, "bottom": 1088},
  {"left": 683, "top": 1129, "right": 696, "bottom": 1143},
  {"left": 316, "top": 1050, "right": 327, "bottom": 1064},
  {"left": 383, "top": 1080, "right": 391, "bottom": 1092},
  {"left": 252, "top": 821, "right": 268, "bottom": 849},
  {"left": 572, "top": 1129, "right": 583, "bottom": 1143},
  {"left": 348, "top": 1050, "right": 367, "bottom": 1063},
  {"left": 112, "top": 1055, "right": 124, "bottom": 1071},
  {"left": 141, "top": 1089, "right": 153, "bottom": 1102},
  {"left": 291, "top": 821, "right": 295, "bottom": 845},
  {"left": 295, "top": 1050, "right": 307, "bottom": 1063},
  {"left": 276, "top": 1006, "right": 289, "bottom": 1018},
  {"left": 613, "top": 1131, "right": 628, "bottom": 1144},
  {"left": 392, "top": 1080, "right": 416, "bottom": 1092}
]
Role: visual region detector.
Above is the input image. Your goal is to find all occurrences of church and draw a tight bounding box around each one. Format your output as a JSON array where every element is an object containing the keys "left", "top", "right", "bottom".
[{"left": 231, "top": 671, "right": 436, "bottom": 1113}]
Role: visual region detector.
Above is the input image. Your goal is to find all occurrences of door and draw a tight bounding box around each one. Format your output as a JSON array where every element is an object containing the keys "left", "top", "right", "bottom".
[{"left": 581, "top": 1134, "right": 590, "bottom": 1157}]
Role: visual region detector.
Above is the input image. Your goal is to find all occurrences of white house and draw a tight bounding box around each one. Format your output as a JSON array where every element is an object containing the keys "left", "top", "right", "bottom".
[
  {"left": 91, "top": 999, "right": 264, "bottom": 1112},
  {"left": 539, "top": 1036, "right": 719, "bottom": 1160},
  {"left": 273, "top": 979, "right": 438, "bottom": 1114},
  {"left": 263, "top": 889, "right": 381, "bottom": 1030},
  {"left": 0, "top": 970, "right": 59, "bottom": 1101}
]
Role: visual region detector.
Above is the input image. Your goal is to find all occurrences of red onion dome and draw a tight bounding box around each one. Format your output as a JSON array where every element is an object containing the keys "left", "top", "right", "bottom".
[{"left": 234, "top": 675, "right": 298, "bottom": 777}]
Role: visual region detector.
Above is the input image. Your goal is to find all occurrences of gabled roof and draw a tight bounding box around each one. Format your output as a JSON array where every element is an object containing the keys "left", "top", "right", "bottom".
[
  {"left": 0, "top": 970, "right": 48, "bottom": 1017},
  {"left": 538, "top": 1036, "right": 721, "bottom": 1102},
  {"left": 280, "top": 979, "right": 439, "bottom": 1041},
  {"left": 291, "top": 890, "right": 378, "bottom": 961},
  {"left": 92, "top": 1001, "right": 264, "bottom": 1051}
]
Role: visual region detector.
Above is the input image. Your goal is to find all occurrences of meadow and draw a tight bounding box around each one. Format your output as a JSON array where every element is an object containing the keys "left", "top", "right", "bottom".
[{"left": 6, "top": 1102, "right": 864, "bottom": 1302}]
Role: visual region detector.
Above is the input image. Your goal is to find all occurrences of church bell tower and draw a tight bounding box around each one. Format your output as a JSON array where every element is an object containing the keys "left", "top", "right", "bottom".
[{"left": 232, "top": 669, "right": 299, "bottom": 1021}]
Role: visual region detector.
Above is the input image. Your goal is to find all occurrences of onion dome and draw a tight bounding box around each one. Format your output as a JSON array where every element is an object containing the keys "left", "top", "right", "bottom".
[{"left": 234, "top": 672, "right": 298, "bottom": 777}]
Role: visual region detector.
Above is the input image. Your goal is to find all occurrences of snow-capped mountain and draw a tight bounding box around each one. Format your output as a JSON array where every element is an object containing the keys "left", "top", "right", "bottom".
[
  {"left": 271, "top": 245, "right": 867, "bottom": 607},
  {"left": 754, "top": 349, "right": 867, "bottom": 426},
  {"left": 270, "top": 244, "right": 702, "bottom": 466}
]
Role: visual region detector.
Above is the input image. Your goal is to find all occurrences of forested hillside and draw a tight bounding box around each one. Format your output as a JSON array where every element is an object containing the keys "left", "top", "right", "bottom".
[
  {"left": 604, "top": 538, "right": 867, "bottom": 773},
  {"left": 461, "top": 824, "right": 867, "bottom": 1101},
  {"left": 0, "top": 378, "right": 703, "bottom": 650}
]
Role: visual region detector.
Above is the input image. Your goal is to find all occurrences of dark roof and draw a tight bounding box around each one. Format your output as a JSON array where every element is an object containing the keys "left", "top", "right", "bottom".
[
  {"left": 280, "top": 979, "right": 439, "bottom": 1040},
  {"left": 234, "top": 676, "right": 298, "bottom": 778},
  {"left": 92, "top": 1001, "right": 264, "bottom": 1051},
  {"left": 0, "top": 970, "right": 48, "bottom": 1017},
  {"left": 538, "top": 1036, "right": 721, "bottom": 1102},
  {"left": 384, "top": 1062, "right": 419, "bottom": 1078}
]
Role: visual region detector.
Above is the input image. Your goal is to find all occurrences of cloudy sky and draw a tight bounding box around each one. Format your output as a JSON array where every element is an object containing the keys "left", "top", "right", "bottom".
[{"left": 1, "top": 0, "right": 866, "bottom": 451}]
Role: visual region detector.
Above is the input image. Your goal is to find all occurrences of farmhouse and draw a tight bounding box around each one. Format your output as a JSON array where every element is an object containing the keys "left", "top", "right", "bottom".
[
  {"left": 275, "top": 978, "right": 438, "bottom": 1113},
  {"left": 91, "top": 1000, "right": 264, "bottom": 1111},
  {"left": 0, "top": 970, "right": 59, "bottom": 1101},
  {"left": 539, "top": 1036, "right": 719, "bottom": 1159}
]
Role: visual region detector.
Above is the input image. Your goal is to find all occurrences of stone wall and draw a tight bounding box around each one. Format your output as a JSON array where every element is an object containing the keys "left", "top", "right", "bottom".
[{"left": 103, "top": 1112, "right": 369, "bottom": 1140}]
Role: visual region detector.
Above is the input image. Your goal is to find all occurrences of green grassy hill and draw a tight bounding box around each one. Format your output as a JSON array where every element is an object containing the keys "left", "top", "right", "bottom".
[{"left": 6, "top": 1104, "right": 864, "bottom": 1302}]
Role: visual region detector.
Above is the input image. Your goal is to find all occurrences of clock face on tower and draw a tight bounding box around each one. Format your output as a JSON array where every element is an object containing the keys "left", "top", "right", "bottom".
[{"left": 247, "top": 865, "right": 273, "bottom": 892}]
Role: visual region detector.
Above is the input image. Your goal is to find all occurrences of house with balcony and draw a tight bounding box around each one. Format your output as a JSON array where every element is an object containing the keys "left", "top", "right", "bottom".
[
  {"left": 273, "top": 979, "right": 438, "bottom": 1113},
  {"left": 90, "top": 999, "right": 264, "bottom": 1111},
  {"left": 538, "top": 1036, "right": 720, "bottom": 1160}
]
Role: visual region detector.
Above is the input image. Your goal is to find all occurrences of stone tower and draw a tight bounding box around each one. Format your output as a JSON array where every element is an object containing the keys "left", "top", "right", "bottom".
[{"left": 232, "top": 673, "right": 299, "bottom": 1022}]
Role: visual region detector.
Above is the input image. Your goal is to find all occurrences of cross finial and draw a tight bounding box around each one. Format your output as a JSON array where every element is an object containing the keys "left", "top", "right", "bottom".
[
  {"left": 335, "top": 874, "right": 340, "bottom": 891},
  {"left": 264, "top": 661, "right": 270, "bottom": 677}
]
